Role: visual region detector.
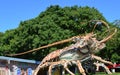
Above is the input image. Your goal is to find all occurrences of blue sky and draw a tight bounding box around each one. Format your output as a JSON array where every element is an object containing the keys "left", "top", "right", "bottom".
[{"left": 0, "top": 0, "right": 120, "bottom": 32}]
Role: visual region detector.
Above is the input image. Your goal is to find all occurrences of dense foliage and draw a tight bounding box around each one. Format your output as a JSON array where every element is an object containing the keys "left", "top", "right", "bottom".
[{"left": 0, "top": 5, "right": 120, "bottom": 62}]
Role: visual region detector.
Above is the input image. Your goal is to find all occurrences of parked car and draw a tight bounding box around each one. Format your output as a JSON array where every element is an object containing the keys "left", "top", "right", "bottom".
[{"left": 107, "top": 62, "right": 120, "bottom": 72}]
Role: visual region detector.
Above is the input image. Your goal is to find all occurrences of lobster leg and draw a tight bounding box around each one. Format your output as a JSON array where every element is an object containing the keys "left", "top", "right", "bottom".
[
  {"left": 63, "top": 60, "right": 75, "bottom": 75},
  {"left": 76, "top": 60, "right": 86, "bottom": 75},
  {"left": 94, "top": 62, "right": 112, "bottom": 74},
  {"left": 102, "top": 64, "right": 112, "bottom": 74},
  {"left": 48, "top": 64, "right": 53, "bottom": 75},
  {"left": 48, "top": 62, "right": 62, "bottom": 75},
  {"left": 91, "top": 54, "right": 113, "bottom": 65},
  {"left": 33, "top": 62, "right": 51, "bottom": 75},
  {"left": 48, "top": 60, "right": 75, "bottom": 75},
  {"left": 92, "top": 54, "right": 112, "bottom": 74}
]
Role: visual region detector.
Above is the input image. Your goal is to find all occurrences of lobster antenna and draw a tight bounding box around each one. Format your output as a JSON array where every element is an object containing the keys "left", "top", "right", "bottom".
[
  {"left": 6, "top": 36, "right": 79, "bottom": 56},
  {"left": 91, "top": 20, "right": 110, "bottom": 33},
  {"left": 100, "top": 28, "right": 117, "bottom": 43}
]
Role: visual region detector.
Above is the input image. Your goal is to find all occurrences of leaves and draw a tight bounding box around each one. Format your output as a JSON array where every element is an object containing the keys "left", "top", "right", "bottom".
[{"left": 0, "top": 5, "right": 119, "bottom": 62}]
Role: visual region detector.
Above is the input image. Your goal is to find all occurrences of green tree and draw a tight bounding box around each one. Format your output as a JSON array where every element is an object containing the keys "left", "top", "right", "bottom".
[{"left": 0, "top": 5, "right": 119, "bottom": 62}]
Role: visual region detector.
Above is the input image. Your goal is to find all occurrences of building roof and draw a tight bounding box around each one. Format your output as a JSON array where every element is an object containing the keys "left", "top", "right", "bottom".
[{"left": 0, "top": 56, "right": 40, "bottom": 64}]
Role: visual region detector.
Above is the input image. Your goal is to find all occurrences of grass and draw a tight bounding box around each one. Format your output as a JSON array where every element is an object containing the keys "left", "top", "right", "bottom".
[
  {"left": 95, "top": 72, "right": 120, "bottom": 75},
  {"left": 65, "top": 72, "right": 120, "bottom": 75}
]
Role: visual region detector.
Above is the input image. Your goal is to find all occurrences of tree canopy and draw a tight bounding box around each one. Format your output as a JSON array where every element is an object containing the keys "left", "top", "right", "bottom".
[{"left": 0, "top": 5, "right": 120, "bottom": 62}]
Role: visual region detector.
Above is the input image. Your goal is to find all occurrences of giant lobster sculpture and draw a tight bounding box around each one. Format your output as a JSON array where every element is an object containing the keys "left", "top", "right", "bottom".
[{"left": 7, "top": 20, "right": 117, "bottom": 75}]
